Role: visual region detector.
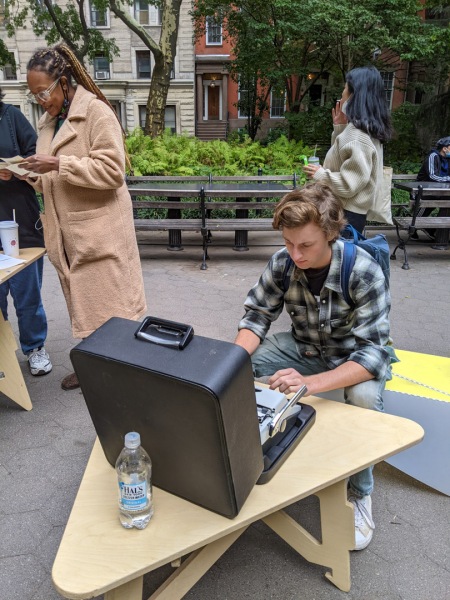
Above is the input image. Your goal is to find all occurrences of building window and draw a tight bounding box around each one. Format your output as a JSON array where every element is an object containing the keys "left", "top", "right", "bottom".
[
  {"left": 90, "top": 1, "right": 108, "bottom": 27},
  {"left": 3, "top": 53, "right": 17, "bottom": 80},
  {"left": 139, "top": 105, "right": 176, "bottom": 133},
  {"left": 238, "top": 75, "right": 254, "bottom": 119},
  {"left": 206, "top": 16, "right": 222, "bottom": 45},
  {"left": 136, "top": 50, "right": 151, "bottom": 78},
  {"left": 270, "top": 90, "right": 285, "bottom": 118},
  {"left": 93, "top": 56, "right": 110, "bottom": 80},
  {"left": 139, "top": 105, "right": 146, "bottom": 128},
  {"left": 380, "top": 71, "right": 394, "bottom": 108},
  {"left": 164, "top": 106, "right": 176, "bottom": 133},
  {"left": 134, "top": 1, "right": 161, "bottom": 25}
]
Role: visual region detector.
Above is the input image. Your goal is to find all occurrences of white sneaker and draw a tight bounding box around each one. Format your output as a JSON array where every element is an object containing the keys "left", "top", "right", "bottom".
[
  {"left": 27, "top": 347, "right": 52, "bottom": 376},
  {"left": 348, "top": 494, "right": 375, "bottom": 550}
]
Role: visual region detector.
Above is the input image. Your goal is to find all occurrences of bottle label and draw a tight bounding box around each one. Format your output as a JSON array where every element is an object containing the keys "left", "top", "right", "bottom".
[{"left": 119, "top": 480, "right": 148, "bottom": 511}]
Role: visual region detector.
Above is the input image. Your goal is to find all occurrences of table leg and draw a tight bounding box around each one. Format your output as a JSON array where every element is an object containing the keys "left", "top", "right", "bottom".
[
  {"left": 263, "top": 479, "right": 354, "bottom": 592},
  {"left": 147, "top": 526, "right": 249, "bottom": 600},
  {"left": 431, "top": 207, "right": 450, "bottom": 250},
  {"left": 105, "top": 575, "right": 143, "bottom": 600},
  {"left": 0, "top": 312, "right": 32, "bottom": 411}
]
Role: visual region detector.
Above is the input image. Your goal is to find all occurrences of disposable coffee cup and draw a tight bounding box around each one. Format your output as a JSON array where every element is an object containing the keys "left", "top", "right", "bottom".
[
  {"left": 0, "top": 221, "right": 20, "bottom": 258},
  {"left": 308, "top": 156, "right": 320, "bottom": 166}
]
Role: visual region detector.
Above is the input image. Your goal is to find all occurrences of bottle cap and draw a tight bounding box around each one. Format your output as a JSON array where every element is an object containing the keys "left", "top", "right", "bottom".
[{"left": 124, "top": 431, "right": 141, "bottom": 449}]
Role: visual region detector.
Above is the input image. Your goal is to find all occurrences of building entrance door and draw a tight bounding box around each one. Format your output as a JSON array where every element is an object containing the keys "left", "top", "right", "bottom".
[{"left": 208, "top": 85, "right": 220, "bottom": 120}]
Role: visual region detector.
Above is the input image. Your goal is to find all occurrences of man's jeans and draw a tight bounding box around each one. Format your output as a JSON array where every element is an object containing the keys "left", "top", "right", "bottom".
[
  {"left": 251, "top": 331, "right": 387, "bottom": 498},
  {"left": 0, "top": 257, "right": 48, "bottom": 355}
]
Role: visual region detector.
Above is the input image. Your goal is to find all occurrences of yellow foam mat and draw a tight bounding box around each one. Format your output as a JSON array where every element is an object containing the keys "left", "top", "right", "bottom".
[{"left": 386, "top": 349, "right": 450, "bottom": 402}]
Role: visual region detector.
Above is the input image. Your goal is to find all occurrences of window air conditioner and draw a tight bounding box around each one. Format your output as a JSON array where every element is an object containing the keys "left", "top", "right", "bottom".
[{"left": 95, "top": 71, "right": 110, "bottom": 80}]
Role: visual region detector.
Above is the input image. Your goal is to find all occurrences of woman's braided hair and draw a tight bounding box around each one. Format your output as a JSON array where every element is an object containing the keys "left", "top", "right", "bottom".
[{"left": 27, "top": 44, "right": 131, "bottom": 170}]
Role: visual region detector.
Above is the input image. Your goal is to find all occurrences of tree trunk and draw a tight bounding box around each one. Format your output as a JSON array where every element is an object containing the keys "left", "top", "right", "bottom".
[
  {"left": 110, "top": 0, "right": 182, "bottom": 138},
  {"left": 145, "top": 53, "right": 172, "bottom": 137},
  {"left": 145, "top": 0, "right": 182, "bottom": 137}
]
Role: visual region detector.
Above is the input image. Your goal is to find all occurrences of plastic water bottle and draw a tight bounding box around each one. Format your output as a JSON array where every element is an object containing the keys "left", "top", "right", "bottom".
[{"left": 116, "top": 432, "right": 153, "bottom": 529}]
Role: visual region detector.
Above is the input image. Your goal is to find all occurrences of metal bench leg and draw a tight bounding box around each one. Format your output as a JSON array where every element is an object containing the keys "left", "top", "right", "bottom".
[
  {"left": 200, "top": 186, "right": 208, "bottom": 270},
  {"left": 167, "top": 229, "right": 183, "bottom": 251},
  {"left": 400, "top": 242, "right": 410, "bottom": 270},
  {"left": 390, "top": 239, "right": 410, "bottom": 269},
  {"left": 200, "top": 231, "right": 209, "bottom": 270},
  {"left": 390, "top": 225, "right": 411, "bottom": 270},
  {"left": 167, "top": 196, "right": 183, "bottom": 251}
]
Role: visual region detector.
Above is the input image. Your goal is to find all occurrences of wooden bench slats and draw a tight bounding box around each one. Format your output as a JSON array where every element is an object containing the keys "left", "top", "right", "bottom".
[
  {"left": 415, "top": 200, "right": 450, "bottom": 208},
  {"left": 394, "top": 217, "right": 450, "bottom": 228},
  {"left": 133, "top": 201, "right": 201, "bottom": 209},
  {"left": 134, "top": 219, "right": 203, "bottom": 231},
  {"left": 206, "top": 218, "right": 274, "bottom": 231},
  {"left": 132, "top": 201, "right": 277, "bottom": 211}
]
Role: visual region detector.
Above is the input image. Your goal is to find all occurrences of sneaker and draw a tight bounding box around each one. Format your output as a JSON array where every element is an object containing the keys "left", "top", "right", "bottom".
[
  {"left": 348, "top": 494, "right": 375, "bottom": 550},
  {"left": 27, "top": 347, "right": 52, "bottom": 376}
]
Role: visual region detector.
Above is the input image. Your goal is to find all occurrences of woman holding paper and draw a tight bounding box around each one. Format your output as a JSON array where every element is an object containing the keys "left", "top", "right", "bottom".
[
  {"left": 20, "top": 44, "right": 146, "bottom": 391},
  {"left": 0, "top": 88, "right": 52, "bottom": 376}
]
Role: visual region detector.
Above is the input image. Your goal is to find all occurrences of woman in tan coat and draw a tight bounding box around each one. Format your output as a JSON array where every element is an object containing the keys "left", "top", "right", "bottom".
[{"left": 21, "top": 45, "right": 146, "bottom": 390}]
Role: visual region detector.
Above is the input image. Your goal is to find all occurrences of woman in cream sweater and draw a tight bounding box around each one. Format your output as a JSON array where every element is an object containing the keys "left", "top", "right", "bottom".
[{"left": 304, "top": 66, "right": 392, "bottom": 233}]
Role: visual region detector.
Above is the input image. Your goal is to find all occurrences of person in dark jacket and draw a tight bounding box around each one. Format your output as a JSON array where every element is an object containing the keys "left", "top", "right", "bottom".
[
  {"left": 0, "top": 88, "right": 52, "bottom": 375},
  {"left": 414, "top": 136, "right": 450, "bottom": 240},
  {"left": 417, "top": 136, "right": 450, "bottom": 183}
]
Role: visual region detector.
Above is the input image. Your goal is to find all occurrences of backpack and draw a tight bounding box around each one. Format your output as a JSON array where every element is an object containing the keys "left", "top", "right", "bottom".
[{"left": 282, "top": 224, "right": 390, "bottom": 307}]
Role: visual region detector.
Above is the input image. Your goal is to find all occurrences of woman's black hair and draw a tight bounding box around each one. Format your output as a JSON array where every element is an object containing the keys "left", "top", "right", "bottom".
[{"left": 345, "top": 66, "right": 393, "bottom": 143}]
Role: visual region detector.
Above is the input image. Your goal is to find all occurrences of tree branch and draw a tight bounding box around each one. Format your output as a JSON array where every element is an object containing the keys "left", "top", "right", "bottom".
[{"left": 109, "top": 0, "right": 162, "bottom": 58}]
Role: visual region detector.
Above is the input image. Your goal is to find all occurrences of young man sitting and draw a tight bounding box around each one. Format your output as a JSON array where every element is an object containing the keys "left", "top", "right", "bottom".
[{"left": 235, "top": 182, "right": 392, "bottom": 550}]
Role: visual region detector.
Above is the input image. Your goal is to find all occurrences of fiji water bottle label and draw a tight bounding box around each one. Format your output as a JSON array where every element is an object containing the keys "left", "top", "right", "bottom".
[{"left": 119, "top": 481, "right": 148, "bottom": 511}]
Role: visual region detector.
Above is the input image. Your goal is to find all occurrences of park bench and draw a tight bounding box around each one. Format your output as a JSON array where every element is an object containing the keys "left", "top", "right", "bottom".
[
  {"left": 127, "top": 174, "right": 297, "bottom": 268},
  {"left": 390, "top": 183, "right": 450, "bottom": 269},
  {"left": 128, "top": 173, "right": 427, "bottom": 269}
]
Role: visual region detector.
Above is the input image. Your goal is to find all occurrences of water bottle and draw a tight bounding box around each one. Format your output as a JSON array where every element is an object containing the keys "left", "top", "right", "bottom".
[{"left": 116, "top": 431, "right": 153, "bottom": 529}]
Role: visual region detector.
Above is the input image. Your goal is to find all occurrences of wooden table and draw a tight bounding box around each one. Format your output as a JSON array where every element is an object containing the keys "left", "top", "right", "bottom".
[
  {"left": 393, "top": 180, "right": 450, "bottom": 249},
  {"left": 52, "top": 396, "right": 423, "bottom": 599},
  {"left": 0, "top": 247, "right": 46, "bottom": 411}
]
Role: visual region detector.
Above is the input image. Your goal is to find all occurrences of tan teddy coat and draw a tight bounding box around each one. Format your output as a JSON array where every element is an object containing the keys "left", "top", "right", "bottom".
[{"left": 32, "top": 85, "right": 146, "bottom": 338}]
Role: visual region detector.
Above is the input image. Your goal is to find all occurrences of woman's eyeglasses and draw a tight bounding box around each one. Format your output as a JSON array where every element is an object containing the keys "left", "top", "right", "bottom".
[{"left": 26, "top": 77, "right": 61, "bottom": 103}]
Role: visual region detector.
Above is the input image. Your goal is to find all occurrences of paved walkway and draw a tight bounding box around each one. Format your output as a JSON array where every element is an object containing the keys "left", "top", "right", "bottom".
[{"left": 1, "top": 229, "right": 449, "bottom": 600}]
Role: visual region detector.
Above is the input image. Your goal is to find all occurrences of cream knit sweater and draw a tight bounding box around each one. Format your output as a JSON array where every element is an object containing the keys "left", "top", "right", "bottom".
[{"left": 313, "top": 123, "right": 383, "bottom": 215}]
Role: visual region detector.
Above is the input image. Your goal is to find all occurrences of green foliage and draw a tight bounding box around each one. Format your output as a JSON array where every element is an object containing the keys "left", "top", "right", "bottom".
[
  {"left": 284, "top": 103, "right": 333, "bottom": 157},
  {"left": 5, "top": 0, "right": 120, "bottom": 63},
  {"left": 192, "top": 0, "right": 450, "bottom": 121},
  {"left": 0, "top": 39, "right": 12, "bottom": 67},
  {"left": 384, "top": 103, "right": 422, "bottom": 169},
  {"left": 126, "top": 129, "right": 313, "bottom": 181}
]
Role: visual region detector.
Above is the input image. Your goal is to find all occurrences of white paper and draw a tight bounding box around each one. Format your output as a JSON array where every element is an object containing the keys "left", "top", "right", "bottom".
[
  {"left": 0, "top": 254, "right": 26, "bottom": 269},
  {"left": 0, "top": 156, "right": 40, "bottom": 178}
]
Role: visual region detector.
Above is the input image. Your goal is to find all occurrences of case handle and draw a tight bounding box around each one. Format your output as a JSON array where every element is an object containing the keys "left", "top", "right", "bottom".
[
  {"left": 269, "top": 385, "right": 307, "bottom": 437},
  {"left": 134, "top": 316, "right": 194, "bottom": 350}
]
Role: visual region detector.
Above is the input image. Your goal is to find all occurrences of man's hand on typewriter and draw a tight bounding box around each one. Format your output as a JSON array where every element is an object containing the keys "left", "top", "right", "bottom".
[{"left": 269, "top": 368, "right": 311, "bottom": 396}]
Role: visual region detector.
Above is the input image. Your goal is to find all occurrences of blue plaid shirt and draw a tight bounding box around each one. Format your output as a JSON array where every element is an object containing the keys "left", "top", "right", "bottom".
[{"left": 238, "top": 240, "right": 391, "bottom": 379}]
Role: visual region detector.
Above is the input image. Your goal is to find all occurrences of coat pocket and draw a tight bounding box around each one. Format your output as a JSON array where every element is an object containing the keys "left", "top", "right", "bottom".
[{"left": 67, "top": 207, "right": 118, "bottom": 265}]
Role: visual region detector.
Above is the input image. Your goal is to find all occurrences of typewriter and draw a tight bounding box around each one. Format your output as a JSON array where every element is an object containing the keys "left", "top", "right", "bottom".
[{"left": 254, "top": 384, "right": 316, "bottom": 484}]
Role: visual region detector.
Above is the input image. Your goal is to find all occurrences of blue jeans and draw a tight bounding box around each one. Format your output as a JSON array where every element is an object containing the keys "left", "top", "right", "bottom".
[
  {"left": 0, "top": 257, "right": 48, "bottom": 355},
  {"left": 251, "top": 331, "right": 387, "bottom": 498}
]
